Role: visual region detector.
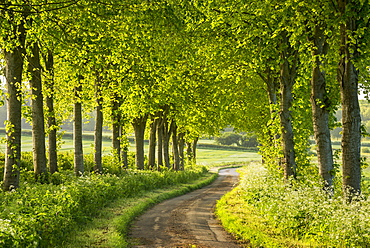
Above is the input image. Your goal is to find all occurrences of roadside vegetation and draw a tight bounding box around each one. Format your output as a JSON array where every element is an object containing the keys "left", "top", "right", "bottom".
[
  {"left": 217, "top": 163, "right": 370, "bottom": 247},
  {"left": 0, "top": 151, "right": 214, "bottom": 247}
]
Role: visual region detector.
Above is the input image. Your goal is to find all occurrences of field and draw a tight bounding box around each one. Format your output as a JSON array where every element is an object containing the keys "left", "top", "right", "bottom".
[{"left": 0, "top": 131, "right": 262, "bottom": 166}]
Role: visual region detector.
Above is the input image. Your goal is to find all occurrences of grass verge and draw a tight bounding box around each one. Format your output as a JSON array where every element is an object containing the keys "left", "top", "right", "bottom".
[
  {"left": 216, "top": 163, "right": 370, "bottom": 247},
  {"left": 215, "top": 164, "right": 307, "bottom": 247},
  {"left": 59, "top": 171, "right": 218, "bottom": 248}
]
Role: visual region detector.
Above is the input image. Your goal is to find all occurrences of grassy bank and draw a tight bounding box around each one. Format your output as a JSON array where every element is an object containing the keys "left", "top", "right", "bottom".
[
  {"left": 60, "top": 170, "right": 218, "bottom": 247},
  {"left": 0, "top": 166, "right": 213, "bottom": 248},
  {"left": 216, "top": 163, "right": 370, "bottom": 247}
]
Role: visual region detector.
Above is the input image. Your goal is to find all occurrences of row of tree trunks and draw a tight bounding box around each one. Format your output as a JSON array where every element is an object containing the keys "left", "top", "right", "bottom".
[{"left": 135, "top": 109, "right": 195, "bottom": 171}]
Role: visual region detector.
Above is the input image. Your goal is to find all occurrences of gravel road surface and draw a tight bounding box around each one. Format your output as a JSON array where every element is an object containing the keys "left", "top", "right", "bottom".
[{"left": 128, "top": 168, "right": 242, "bottom": 248}]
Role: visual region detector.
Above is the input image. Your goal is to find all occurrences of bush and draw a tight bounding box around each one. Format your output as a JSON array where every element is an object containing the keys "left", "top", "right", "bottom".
[{"left": 0, "top": 166, "right": 208, "bottom": 247}]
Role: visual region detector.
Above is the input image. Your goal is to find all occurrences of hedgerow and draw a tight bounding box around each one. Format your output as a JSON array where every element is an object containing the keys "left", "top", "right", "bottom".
[{"left": 0, "top": 154, "right": 208, "bottom": 248}]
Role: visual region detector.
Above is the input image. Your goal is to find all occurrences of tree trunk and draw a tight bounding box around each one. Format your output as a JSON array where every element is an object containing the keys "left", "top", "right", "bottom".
[
  {"left": 148, "top": 116, "right": 157, "bottom": 169},
  {"left": 133, "top": 115, "right": 148, "bottom": 170},
  {"left": 310, "top": 24, "right": 334, "bottom": 191},
  {"left": 74, "top": 84, "right": 84, "bottom": 176},
  {"left": 338, "top": 0, "right": 362, "bottom": 197},
  {"left": 178, "top": 132, "right": 185, "bottom": 170},
  {"left": 266, "top": 77, "right": 279, "bottom": 106},
  {"left": 122, "top": 129, "right": 128, "bottom": 169},
  {"left": 112, "top": 96, "right": 121, "bottom": 163},
  {"left": 94, "top": 74, "right": 103, "bottom": 173},
  {"left": 44, "top": 49, "right": 58, "bottom": 174},
  {"left": 279, "top": 32, "right": 297, "bottom": 180},
  {"left": 192, "top": 137, "right": 198, "bottom": 164},
  {"left": 28, "top": 42, "right": 47, "bottom": 182},
  {"left": 163, "top": 119, "right": 171, "bottom": 168},
  {"left": 186, "top": 142, "right": 193, "bottom": 164},
  {"left": 157, "top": 115, "right": 164, "bottom": 169},
  {"left": 2, "top": 21, "right": 26, "bottom": 191},
  {"left": 259, "top": 69, "right": 281, "bottom": 168},
  {"left": 172, "top": 121, "right": 180, "bottom": 171}
]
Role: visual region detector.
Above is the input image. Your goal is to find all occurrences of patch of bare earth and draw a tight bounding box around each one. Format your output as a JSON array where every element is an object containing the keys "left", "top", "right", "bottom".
[{"left": 128, "top": 168, "right": 243, "bottom": 248}]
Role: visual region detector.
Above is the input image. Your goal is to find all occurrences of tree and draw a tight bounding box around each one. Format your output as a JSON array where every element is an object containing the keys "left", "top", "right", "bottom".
[
  {"left": 300, "top": 0, "right": 337, "bottom": 191},
  {"left": 171, "top": 121, "right": 180, "bottom": 170},
  {"left": 198, "top": 0, "right": 301, "bottom": 178},
  {"left": 337, "top": 0, "right": 368, "bottom": 197},
  {"left": 93, "top": 71, "right": 103, "bottom": 173},
  {"left": 132, "top": 115, "right": 148, "bottom": 170},
  {"left": 279, "top": 31, "right": 299, "bottom": 179},
  {"left": 148, "top": 115, "right": 158, "bottom": 169},
  {"left": 27, "top": 41, "right": 47, "bottom": 181},
  {"left": 43, "top": 49, "right": 58, "bottom": 174},
  {"left": 2, "top": 9, "right": 27, "bottom": 190},
  {"left": 111, "top": 91, "right": 123, "bottom": 165},
  {"left": 74, "top": 79, "right": 84, "bottom": 176}
]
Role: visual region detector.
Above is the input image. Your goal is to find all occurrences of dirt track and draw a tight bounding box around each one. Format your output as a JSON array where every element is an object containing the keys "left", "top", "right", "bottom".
[{"left": 128, "top": 168, "right": 242, "bottom": 248}]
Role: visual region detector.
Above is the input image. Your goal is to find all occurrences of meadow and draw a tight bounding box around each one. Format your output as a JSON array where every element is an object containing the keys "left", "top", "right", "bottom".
[{"left": 0, "top": 131, "right": 262, "bottom": 166}]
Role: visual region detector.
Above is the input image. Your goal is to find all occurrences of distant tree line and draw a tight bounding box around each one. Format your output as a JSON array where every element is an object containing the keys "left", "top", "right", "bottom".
[{"left": 215, "top": 132, "right": 259, "bottom": 148}]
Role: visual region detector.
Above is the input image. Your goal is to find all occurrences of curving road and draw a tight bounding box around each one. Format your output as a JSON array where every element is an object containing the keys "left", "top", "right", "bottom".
[{"left": 128, "top": 168, "right": 242, "bottom": 248}]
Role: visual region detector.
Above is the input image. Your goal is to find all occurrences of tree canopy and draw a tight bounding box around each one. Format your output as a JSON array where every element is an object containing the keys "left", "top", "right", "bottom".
[{"left": 1, "top": 0, "right": 369, "bottom": 198}]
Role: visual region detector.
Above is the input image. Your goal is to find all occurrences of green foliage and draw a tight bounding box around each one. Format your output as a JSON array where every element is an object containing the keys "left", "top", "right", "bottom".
[
  {"left": 215, "top": 132, "right": 242, "bottom": 146},
  {"left": 240, "top": 134, "right": 259, "bottom": 148},
  {"left": 215, "top": 132, "right": 259, "bottom": 147},
  {"left": 0, "top": 151, "right": 130, "bottom": 183},
  {"left": 0, "top": 164, "right": 208, "bottom": 247},
  {"left": 217, "top": 164, "right": 370, "bottom": 247}
]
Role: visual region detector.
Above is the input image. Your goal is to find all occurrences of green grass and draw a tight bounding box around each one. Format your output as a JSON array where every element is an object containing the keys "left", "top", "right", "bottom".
[
  {"left": 0, "top": 165, "right": 214, "bottom": 247},
  {"left": 196, "top": 148, "right": 261, "bottom": 165},
  {"left": 59, "top": 171, "right": 218, "bottom": 248},
  {"left": 0, "top": 132, "right": 262, "bottom": 165},
  {"left": 217, "top": 164, "right": 370, "bottom": 247}
]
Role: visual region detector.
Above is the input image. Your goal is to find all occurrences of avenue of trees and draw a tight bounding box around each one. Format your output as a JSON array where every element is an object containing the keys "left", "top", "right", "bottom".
[{"left": 1, "top": 0, "right": 370, "bottom": 201}]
